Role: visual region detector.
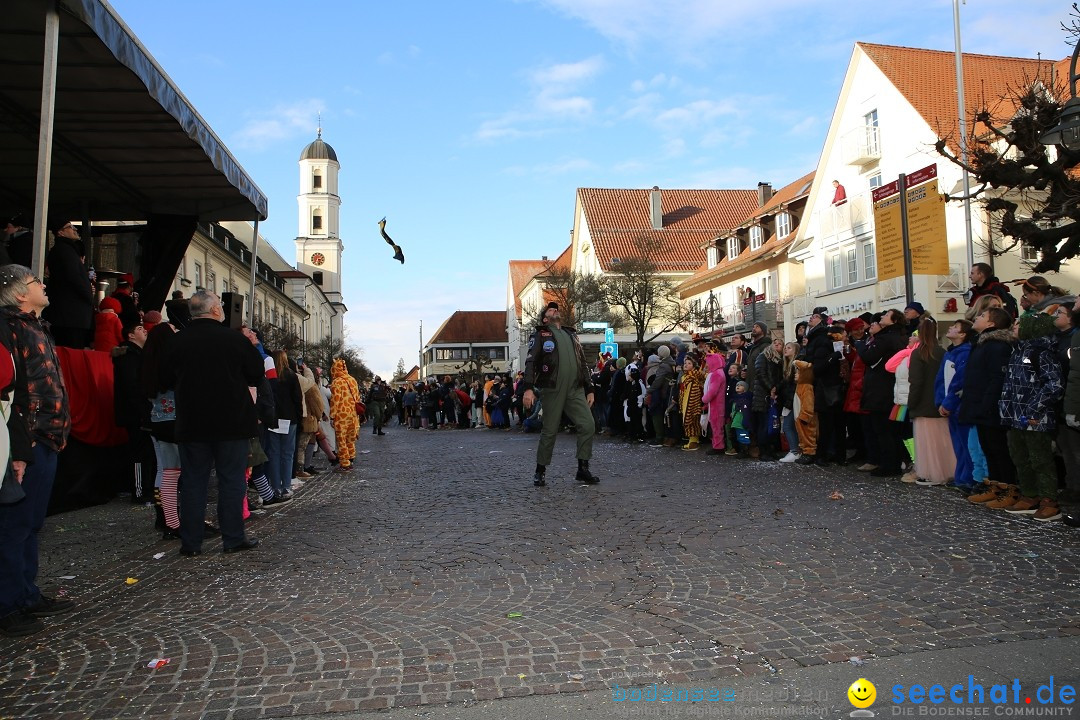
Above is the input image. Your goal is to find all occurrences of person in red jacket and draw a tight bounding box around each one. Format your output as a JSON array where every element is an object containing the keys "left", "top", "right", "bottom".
[
  {"left": 843, "top": 318, "right": 871, "bottom": 467},
  {"left": 93, "top": 297, "right": 124, "bottom": 353}
]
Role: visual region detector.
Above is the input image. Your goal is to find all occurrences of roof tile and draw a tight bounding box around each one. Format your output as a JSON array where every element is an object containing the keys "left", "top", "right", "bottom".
[{"left": 579, "top": 187, "right": 758, "bottom": 272}]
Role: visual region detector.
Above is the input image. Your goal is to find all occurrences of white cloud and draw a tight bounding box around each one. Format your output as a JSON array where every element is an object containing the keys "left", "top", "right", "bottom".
[
  {"left": 232, "top": 98, "right": 325, "bottom": 150},
  {"left": 472, "top": 56, "right": 604, "bottom": 142}
]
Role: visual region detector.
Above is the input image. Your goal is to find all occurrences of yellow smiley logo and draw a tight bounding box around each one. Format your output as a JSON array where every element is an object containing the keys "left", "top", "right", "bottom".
[{"left": 848, "top": 678, "right": 876, "bottom": 709}]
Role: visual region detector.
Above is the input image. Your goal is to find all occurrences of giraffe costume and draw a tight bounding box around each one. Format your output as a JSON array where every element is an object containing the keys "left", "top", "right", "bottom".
[{"left": 329, "top": 358, "right": 361, "bottom": 469}]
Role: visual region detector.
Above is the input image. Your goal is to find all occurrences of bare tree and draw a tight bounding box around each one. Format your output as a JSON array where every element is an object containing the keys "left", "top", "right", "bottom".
[
  {"left": 602, "top": 235, "right": 695, "bottom": 354},
  {"left": 521, "top": 260, "right": 620, "bottom": 329},
  {"left": 303, "top": 334, "right": 372, "bottom": 384},
  {"left": 393, "top": 357, "right": 407, "bottom": 381},
  {"left": 454, "top": 352, "right": 496, "bottom": 387},
  {"left": 935, "top": 12, "right": 1080, "bottom": 272}
]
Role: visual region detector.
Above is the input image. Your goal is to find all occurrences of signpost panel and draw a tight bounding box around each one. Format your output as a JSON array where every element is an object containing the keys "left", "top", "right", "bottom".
[{"left": 599, "top": 342, "right": 619, "bottom": 358}]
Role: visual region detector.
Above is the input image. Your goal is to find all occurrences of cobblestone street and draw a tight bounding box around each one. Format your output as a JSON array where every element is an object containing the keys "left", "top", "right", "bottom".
[{"left": 1, "top": 426, "right": 1078, "bottom": 719}]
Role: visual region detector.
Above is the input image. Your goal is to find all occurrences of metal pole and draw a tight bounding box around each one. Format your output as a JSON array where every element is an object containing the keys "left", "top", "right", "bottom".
[
  {"left": 32, "top": 6, "right": 60, "bottom": 278},
  {"left": 898, "top": 173, "right": 915, "bottom": 306},
  {"left": 419, "top": 319, "right": 423, "bottom": 379},
  {"left": 953, "top": 0, "right": 975, "bottom": 269},
  {"left": 247, "top": 218, "right": 260, "bottom": 326}
]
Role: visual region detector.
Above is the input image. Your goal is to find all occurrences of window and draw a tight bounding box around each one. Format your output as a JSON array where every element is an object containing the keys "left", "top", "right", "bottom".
[
  {"left": 312, "top": 212, "right": 323, "bottom": 232},
  {"left": 244, "top": 293, "right": 251, "bottom": 316},
  {"left": 222, "top": 277, "right": 229, "bottom": 295},
  {"left": 847, "top": 248, "right": 858, "bottom": 284},
  {"left": 749, "top": 226, "right": 764, "bottom": 250},
  {"left": 863, "top": 241, "right": 876, "bottom": 279},
  {"left": 194, "top": 262, "right": 202, "bottom": 289},
  {"left": 868, "top": 172, "right": 883, "bottom": 189},
  {"left": 775, "top": 213, "right": 791, "bottom": 239},
  {"left": 1021, "top": 242, "right": 1039, "bottom": 262},
  {"left": 829, "top": 253, "right": 843, "bottom": 289},
  {"left": 312, "top": 171, "right": 322, "bottom": 190},
  {"left": 313, "top": 271, "right": 324, "bottom": 285},
  {"left": 272, "top": 308, "right": 279, "bottom": 326},
  {"left": 865, "top": 109, "right": 880, "bottom": 154},
  {"left": 707, "top": 246, "right": 719, "bottom": 268},
  {"left": 208, "top": 272, "right": 215, "bottom": 293},
  {"left": 726, "top": 236, "right": 741, "bottom": 259},
  {"left": 435, "top": 348, "right": 470, "bottom": 361}
]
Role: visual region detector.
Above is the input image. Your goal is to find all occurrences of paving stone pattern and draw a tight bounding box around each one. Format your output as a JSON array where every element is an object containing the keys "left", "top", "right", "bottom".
[{"left": 1, "top": 428, "right": 1078, "bottom": 719}]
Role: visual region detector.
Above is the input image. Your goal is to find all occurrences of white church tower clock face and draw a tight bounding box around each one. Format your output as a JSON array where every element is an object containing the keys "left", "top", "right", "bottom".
[{"left": 310, "top": 252, "right": 325, "bottom": 266}]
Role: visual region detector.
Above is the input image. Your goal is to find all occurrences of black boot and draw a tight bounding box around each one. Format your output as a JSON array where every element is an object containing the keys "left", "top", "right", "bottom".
[
  {"left": 533, "top": 464, "right": 546, "bottom": 487},
  {"left": 153, "top": 489, "right": 166, "bottom": 530},
  {"left": 576, "top": 459, "right": 600, "bottom": 484}
]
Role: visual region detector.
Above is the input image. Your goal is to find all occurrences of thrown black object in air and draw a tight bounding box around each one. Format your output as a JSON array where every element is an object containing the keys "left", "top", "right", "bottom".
[{"left": 378, "top": 217, "right": 405, "bottom": 264}]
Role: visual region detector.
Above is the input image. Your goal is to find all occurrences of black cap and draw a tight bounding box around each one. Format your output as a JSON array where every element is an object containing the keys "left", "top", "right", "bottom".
[{"left": 546, "top": 302, "right": 558, "bottom": 311}]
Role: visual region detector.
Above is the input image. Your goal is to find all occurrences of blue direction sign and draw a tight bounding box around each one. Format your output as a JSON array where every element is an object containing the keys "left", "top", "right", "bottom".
[
  {"left": 604, "top": 328, "right": 614, "bottom": 343},
  {"left": 599, "top": 341, "right": 619, "bottom": 358}
]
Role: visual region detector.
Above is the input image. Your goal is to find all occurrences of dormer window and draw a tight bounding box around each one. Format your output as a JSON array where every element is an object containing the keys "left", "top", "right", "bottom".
[
  {"left": 776, "top": 212, "right": 791, "bottom": 239},
  {"left": 726, "top": 236, "right": 741, "bottom": 260},
  {"left": 707, "top": 246, "right": 719, "bottom": 268},
  {"left": 749, "top": 225, "right": 764, "bottom": 251}
]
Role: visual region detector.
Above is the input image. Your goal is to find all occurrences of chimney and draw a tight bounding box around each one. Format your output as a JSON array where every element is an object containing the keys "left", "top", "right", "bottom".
[
  {"left": 757, "top": 182, "right": 773, "bottom": 207},
  {"left": 541, "top": 255, "right": 548, "bottom": 261},
  {"left": 649, "top": 186, "right": 662, "bottom": 229}
]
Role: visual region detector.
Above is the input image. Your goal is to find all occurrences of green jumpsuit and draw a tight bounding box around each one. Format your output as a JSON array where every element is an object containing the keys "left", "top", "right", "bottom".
[{"left": 536, "top": 326, "right": 595, "bottom": 466}]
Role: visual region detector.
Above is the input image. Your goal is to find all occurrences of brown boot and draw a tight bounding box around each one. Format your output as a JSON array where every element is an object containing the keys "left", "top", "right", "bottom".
[
  {"left": 1005, "top": 495, "right": 1040, "bottom": 515},
  {"left": 1033, "top": 498, "right": 1063, "bottom": 522},
  {"left": 985, "top": 486, "right": 1021, "bottom": 510},
  {"left": 967, "top": 485, "right": 999, "bottom": 504}
]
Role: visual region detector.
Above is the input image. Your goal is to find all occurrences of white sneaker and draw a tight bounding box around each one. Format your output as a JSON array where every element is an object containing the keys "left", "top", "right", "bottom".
[
  {"left": 291, "top": 479, "right": 305, "bottom": 489},
  {"left": 779, "top": 452, "right": 799, "bottom": 463}
]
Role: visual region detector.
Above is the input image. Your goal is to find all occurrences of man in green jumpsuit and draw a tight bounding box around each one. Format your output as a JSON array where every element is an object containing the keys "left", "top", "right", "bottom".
[{"left": 522, "top": 302, "right": 599, "bottom": 487}]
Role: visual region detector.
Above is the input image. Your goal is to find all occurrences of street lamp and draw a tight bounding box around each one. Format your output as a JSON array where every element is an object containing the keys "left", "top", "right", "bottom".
[{"left": 1040, "top": 42, "right": 1080, "bottom": 150}]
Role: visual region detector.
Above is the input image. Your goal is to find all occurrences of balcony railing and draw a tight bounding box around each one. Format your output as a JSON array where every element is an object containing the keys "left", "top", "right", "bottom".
[
  {"left": 840, "top": 125, "right": 881, "bottom": 166},
  {"left": 816, "top": 192, "right": 872, "bottom": 245}
]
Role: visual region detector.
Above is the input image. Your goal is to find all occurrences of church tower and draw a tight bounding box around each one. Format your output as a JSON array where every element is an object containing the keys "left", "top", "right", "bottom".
[{"left": 295, "top": 126, "right": 346, "bottom": 341}]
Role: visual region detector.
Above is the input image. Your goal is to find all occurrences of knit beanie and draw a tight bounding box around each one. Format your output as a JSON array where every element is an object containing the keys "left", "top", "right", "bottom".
[
  {"left": 99, "top": 297, "right": 121, "bottom": 313},
  {"left": 647, "top": 354, "right": 660, "bottom": 367},
  {"left": 657, "top": 344, "right": 671, "bottom": 359},
  {"left": 1018, "top": 311, "right": 1055, "bottom": 341}
]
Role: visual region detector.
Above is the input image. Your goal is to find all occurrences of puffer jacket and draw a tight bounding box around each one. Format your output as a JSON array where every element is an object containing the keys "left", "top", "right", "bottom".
[
  {"left": 999, "top": 334, "right": 1063, "bottom": 432},
  {"left": 805, "top": 323, "right": 844, "bottom": 410},
  {"left": 752, "top": 347, "right": 782, "bottom": 412},
  {"left": 934, "top": 341, "right": 971, "bottom": 416},
  {"left": 843, "top": 347, "right": 867, "bottom": 414},
  {"left": 956, "top": 329, "right": 1013, "bottom": 426},
  {"left": 522, "top": 323, "right": 592, "bottom": 394},
  {"left": 887, "top": 347, "right": 913, "bottom": 406}
]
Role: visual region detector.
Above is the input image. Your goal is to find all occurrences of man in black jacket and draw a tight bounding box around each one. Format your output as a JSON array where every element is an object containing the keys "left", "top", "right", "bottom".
[
  {"left": 112, "top": 322, "right": 154, "bottom": 503},
  {"left": 163, "top": 291, "right": 264, "bottom": 556},
  {"left": 42, "top": 219, "right": 93, "bottom": 348},
  {"left": 522, "top": 302, "right": 599, "bottom": 486}
]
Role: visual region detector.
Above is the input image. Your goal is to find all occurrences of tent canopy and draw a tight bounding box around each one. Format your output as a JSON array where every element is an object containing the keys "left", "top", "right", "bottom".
[{"left": 0, "top": 0, "right": 268, "bottom": 223}]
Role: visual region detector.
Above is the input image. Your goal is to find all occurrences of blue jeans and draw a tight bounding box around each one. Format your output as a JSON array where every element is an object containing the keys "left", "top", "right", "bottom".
[
  {"left": 782, "top": 411, "right": 799, "bottom": 455},
  {"left": 264, "top": 425, "right": 298, "bottom": 495},
  {"left": 0, "top": 443, "right": 58, "bottom": 617},
  {"left": 968, "top": 425, "right": 988, "bottom": 483},
  {"left": 949, "top": 417, "right": 974, "bottom": 486},
  {"left": 177, "top": 439, "right": 249, "bottom": 551}
]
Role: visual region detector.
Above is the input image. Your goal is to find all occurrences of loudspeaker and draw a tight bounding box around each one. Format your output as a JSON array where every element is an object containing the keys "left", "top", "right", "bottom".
[{"left": 221, "top": 292, "right": 244, "bottom": 329}]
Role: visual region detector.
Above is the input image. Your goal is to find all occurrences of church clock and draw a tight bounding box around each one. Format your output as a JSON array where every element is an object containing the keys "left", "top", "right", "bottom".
[{"left": 310, "top": 252, "right": 325, "bottom": 266}]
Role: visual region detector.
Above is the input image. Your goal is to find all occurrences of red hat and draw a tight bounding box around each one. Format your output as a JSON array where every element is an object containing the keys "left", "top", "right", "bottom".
[
  {"left": 845, "top": 318, "right": 867, "bottom": 333},
  {"left": 99, "top": 297, "right": 121, "bottom": 313},
  {"left": 118, "top": 272, "right": 134, "bottom": 287}
]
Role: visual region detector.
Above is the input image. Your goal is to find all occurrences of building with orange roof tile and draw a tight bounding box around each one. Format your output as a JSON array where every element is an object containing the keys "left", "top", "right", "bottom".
[
  {"left": 421, "top": 310, "right": 509, "bottom": 381},
  {"left": 678, "top": 174, "right": 815, "bottom": 339},
  {"left": 787, "top": 42, "right": 1080, "bottom": 330},
  {"left": 506, "top": 248, "right": 572, "bottom": 371}
]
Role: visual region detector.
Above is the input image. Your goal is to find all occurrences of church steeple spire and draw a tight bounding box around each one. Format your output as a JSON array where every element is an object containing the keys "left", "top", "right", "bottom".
[{"left": 317, "top": 112, "right": 322, "bottom": 140}]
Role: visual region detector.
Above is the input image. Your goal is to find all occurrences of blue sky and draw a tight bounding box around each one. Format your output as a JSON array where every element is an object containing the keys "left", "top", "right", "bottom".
[{"left": 110, "top": 0, "right": 1067, "bottom": 377}]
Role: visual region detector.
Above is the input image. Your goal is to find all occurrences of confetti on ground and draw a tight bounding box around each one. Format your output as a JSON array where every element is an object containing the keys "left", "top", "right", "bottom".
[
  {"left": 152, "top": 552, "right": 165, "bottom": 560},
  {"left": 829, "top": 491, "right": 844, "bottom": 500},
  {"left": 58, "top": 575, "right": 75, "bottom": 580},
  {"left": 125, "top": 577, "right": 139, "bottom": 585},
  {"left": 146, "top": 658, "right": 170, "bottom": 669},
  {"left": 506, "top": 612, "right": 523, "bottom": 618}
]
